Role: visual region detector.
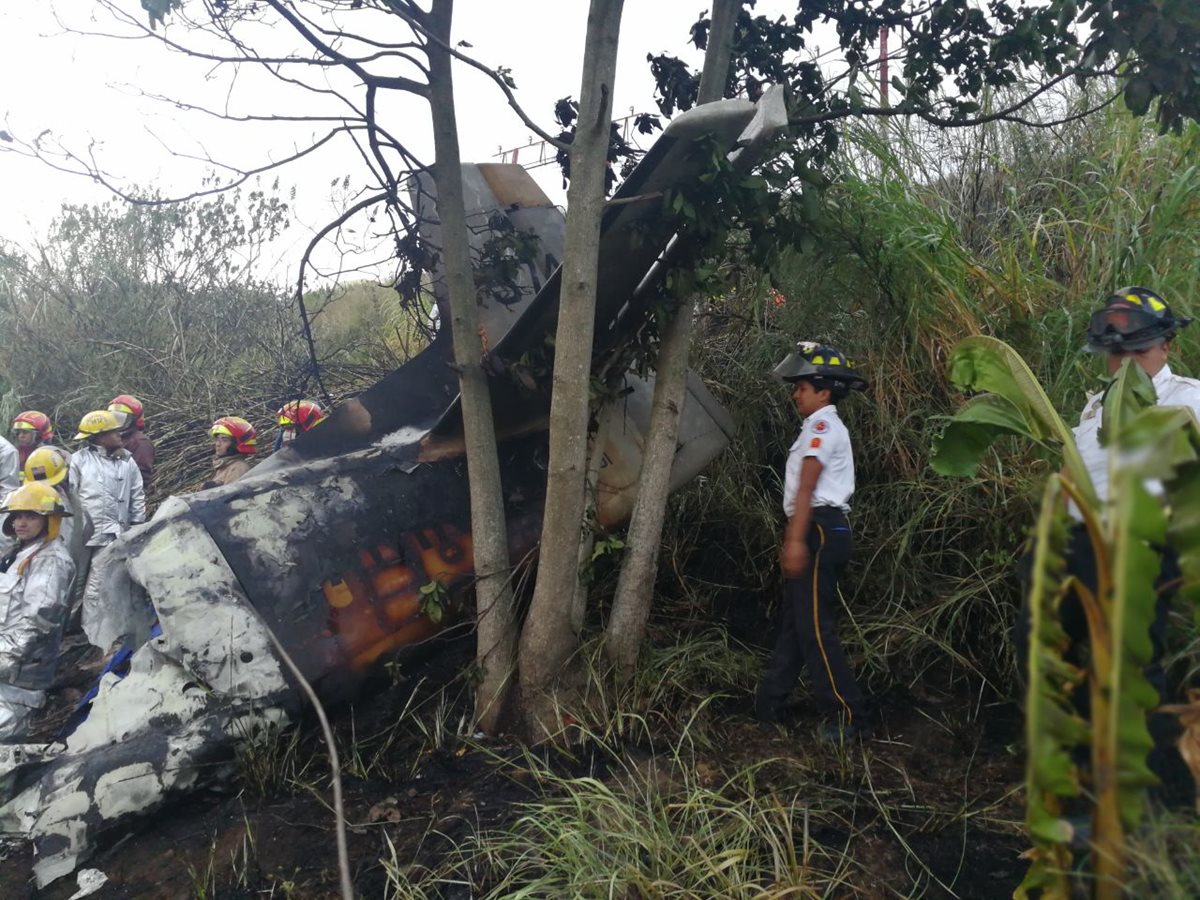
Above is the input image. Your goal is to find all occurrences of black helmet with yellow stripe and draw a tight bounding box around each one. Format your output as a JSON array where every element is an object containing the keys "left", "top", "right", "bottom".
[
  {"left": 1086, "top": 286, "right": 1192, "bottom": 353},
  {"left": 773, "top": 341, "right": 868, "bottom": 398}
]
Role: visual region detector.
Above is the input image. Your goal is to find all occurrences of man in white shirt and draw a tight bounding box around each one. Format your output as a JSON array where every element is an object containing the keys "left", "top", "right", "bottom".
[
  {"left": 1073, "top": 287, "right": 1200, "bottom": 506},
  {"left": 1023, "top": 286, "right": 1197, "bottom": 803},
  {"left": 755, "top": 342, "right": 872, "bottom": 742}
]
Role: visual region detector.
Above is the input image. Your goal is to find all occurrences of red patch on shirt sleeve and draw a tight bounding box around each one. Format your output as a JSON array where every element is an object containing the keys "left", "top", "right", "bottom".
[
  {"left": 813, "top": 420, "right": 829, "bottom": 433},
  {"left": 809, "top": 437, "right": 822, "bottom": 449}
]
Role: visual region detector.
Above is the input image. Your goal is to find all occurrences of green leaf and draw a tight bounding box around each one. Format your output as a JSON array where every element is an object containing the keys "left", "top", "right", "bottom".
[
  {"left": 933, "top": 336, "right": 1094, "bottom": 503},
  {"left": 141, "top": 0, "right": 180, "bottom": 30},
  {"left": 930, "top": 394, "right": 1032, "bottom": 476},
  {"left": 1017, "top": 475, "right": 1086, "bottom": 898},
  {"left": 1124, "top": 76, "right": 1153, "bottom": 117},
  {"left": 1103, "top": 473, "right": 1164, "bottom": 829},
  {"left": 1164, "top": 426, "right": 1200, "bottom": 613},
  {"left": 1098, "top": 358, "right": 1156, "bottom": 448}
]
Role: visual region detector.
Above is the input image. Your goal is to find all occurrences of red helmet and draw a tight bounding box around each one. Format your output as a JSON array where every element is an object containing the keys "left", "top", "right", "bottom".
[
  {"left": 210, "top": 416, "right": 258, "bottom": 455},
  {"left": 11, "top": 411, "right": 54, "bottom": 443},
  {"left": 108, "top": 394, "right": 146, "bottom": 430},
  {"left": 276, "top": 399, "right": 327, "bottom": 433}
]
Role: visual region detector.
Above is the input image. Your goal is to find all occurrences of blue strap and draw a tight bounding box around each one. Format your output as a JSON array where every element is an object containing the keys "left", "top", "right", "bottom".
[{"left": 60, "top": 620, "right": 162, "bottom": 738}]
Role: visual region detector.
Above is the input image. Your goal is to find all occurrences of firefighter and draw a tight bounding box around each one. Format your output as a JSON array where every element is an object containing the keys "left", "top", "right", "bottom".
[
  {"left": 0, "top": 482, "right": 76, "bottom": 740},
  {"left": 1019, "top": 287, "right": 1199, "bottom": 679},
  {"left": 205, "top": 416, "right": 257, "bottom": 488},
  {"left": 108, "top": 395, "right": 156, "bottom": 492},
  {"left": 274, "top": 399, "right": 326, "bottom": 450},
  {"left": 24, "top": 446, "right": 90, "bottom": 574},
  {"left": 0, "top": 433, "right": 18, "bottom": 497},
  {"left": 10, "top": 411, "right": 56, "bottom": 474},
  {"left": 755, "top": 341, "right": 872, "bottom": 742},
  {"left": 1073, "top": 286, "right": 1200, "bottom": 509},
  {"left": 68, "top": 410, "right": 146, "bottom": 609}
]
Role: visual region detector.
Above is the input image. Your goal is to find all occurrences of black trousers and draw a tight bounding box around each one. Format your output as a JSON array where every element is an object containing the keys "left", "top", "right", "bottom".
[{"left": 756, "top": 507, "right": 867, "bottom": 725}]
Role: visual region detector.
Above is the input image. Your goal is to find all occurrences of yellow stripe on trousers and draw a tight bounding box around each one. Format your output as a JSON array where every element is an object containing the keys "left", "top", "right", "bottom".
[{"left": 812, "top": 523, "right": 852, "bottom": 723}]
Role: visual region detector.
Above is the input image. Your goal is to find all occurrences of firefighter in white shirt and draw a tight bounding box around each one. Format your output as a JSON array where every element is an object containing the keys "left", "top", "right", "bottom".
[
  {"left": 755, "top": 342, "right": 871, "bottom": 742},
  {"left": 1020, "top": 286, "right": 1198, "bottom": 802},
  {"left": 1035, "top": 288, "right": 1198, "bottom": 675}
]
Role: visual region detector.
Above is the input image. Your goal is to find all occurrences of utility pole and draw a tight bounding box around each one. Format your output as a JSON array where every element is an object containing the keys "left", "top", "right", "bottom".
[{"left": 880, "top": 26, "right": 889, "bottom": 106}]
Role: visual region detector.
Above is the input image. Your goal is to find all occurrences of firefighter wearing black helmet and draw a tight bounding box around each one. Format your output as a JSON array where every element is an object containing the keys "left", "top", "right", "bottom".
[
  {"left": 1076, "top": 286, "right": 1199, "bottom": 502},
  {"left": 1081, "top": 286, "right": 1198, "bottom": 689},
  {"left": 1018, "top": 286, "right": 1199, "bottom": 804},
  {"left": 755, "top": 341, "right": 871, "bottom": 742}
]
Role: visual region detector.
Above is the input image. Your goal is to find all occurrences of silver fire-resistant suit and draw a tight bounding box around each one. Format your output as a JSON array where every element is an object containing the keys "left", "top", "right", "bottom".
[
  {"left": 68, "top": 445, "right": 144, "bottom": 612},
  {"left": 0, "top": 437, "right": 19, "bottom": 497},
  {"left": 0, "top": 538, "right": 76, "bottom": 740},
  {"left": 68, "top": 445, "right": 145, "bottom": 545}
]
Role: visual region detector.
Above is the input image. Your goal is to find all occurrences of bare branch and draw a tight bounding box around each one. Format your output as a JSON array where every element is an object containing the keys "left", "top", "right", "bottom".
[
  {"left": 384, "top": 1, "right": 566, "bottom": 149},
  {"left": 265, "top": 0, "right": 428, "bottom": 95}
]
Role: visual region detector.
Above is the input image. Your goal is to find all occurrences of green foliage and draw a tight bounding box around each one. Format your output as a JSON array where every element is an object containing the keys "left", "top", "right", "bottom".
[
  {"left": 387, "top": 744, "right": 843, "bottom": 899},
  {"left": 418, "top": 579, "right": 448, "bottom": 625},
  {"left": 1125, "top": 808, "right": 1200, "bottom": 896},
  {"left": 656, "top": 2, "right": 1200, "bottom": 153},
  {"left": 662, "top": 97, "right": 1200, "bottom": 703},
  {"left": 140, "top": 0, "right": 181, "bottom": 30},
  {"left": 1017, "top": 477, "right": 1084, "bottom": 899},
  {"left": 937, "top": 342, "right": 1200, "bottom": 895},
  {"left": 932, "top": 336, "right": 1094, "bottom": 504}
]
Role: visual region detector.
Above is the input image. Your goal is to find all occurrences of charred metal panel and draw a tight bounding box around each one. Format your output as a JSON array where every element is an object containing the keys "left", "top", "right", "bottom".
[
  {"left": 290, "top": 165, "right": 565, "bottom": 462},
  {"left": 483, "top": 99, "right": 757, "bottom": 369},
  {"left": 291, "top": 100, "right": 759, "bottom": 460},
  {"left": 184, "top": 432, "right": 548, "bottom": 698}
]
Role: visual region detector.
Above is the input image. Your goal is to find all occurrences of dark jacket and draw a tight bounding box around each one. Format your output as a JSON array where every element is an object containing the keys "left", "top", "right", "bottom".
[{"left": 122, "top": 430, "right": 156, "bottom": 492}]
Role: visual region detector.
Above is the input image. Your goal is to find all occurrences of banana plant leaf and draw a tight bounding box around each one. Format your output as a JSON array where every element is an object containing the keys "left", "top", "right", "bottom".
[
  {"left": 1016, "top": 475, "right": 1087, "bottom": 900},
  {"left": 1103, "top": 473, "right": 1163, "bottom": 830},
  {"left": 931, "top": 336, "right": 1095, "bottom": 506},
  {"left": 1122, "top": 404, "right": 1200, "bottom": 613},
  {"left": 1098, "top": 358, "right": 1156, "bottom": 449}
]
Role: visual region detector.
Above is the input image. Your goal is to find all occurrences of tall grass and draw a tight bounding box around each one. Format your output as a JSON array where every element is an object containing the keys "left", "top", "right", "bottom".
[{"left": 384, "top": 736, "right": 857, "bottom": 899}]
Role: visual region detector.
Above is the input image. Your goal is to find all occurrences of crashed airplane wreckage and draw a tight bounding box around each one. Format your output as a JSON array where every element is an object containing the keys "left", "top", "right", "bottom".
[{"left": 0, "top": 90, "right": 787, "bottom": 886}]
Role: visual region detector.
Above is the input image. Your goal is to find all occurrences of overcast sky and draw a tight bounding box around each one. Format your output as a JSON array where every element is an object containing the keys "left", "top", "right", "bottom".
[{"left": 0, "top": 1, "right": 800, "bottom": 281}]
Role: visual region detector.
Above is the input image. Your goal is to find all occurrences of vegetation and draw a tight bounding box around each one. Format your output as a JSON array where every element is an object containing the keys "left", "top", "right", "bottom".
[{"left": 934, "top": 341, "right": 1200, "bottom": 896}]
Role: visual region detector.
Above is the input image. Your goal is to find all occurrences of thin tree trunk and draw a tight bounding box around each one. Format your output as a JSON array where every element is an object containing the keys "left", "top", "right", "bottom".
[
  {"left": 518, "top": 0, "right": 625, "bottom": 741},
  {"left": 604, "top": 0, "right": 740, "bottom": 678},
  {"left": 427, "top": 0, "right": 516, "bottom": 734},
  {"left": 571, "top": 404, "right": 616, "bottom": 636}
]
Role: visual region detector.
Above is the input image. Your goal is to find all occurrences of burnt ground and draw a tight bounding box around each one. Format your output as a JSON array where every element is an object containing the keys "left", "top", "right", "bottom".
[{"left": 0, "top": 636, "right": 1029, "bottom": 899}]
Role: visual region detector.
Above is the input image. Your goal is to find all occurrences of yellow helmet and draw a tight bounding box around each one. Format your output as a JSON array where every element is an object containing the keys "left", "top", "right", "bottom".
[
  {"left": 0, "top": 482, "right": 71, "bottom": 541},
  {"left": 75, "top": 409, "right": 124, "bottom": 440},
  {"left": 24, "top": 446, "right": 70, "bottom": 486}
]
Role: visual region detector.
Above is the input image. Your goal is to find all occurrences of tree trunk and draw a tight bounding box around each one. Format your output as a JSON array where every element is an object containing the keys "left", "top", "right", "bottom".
[
  {"left": 518, "top": 0, "right": 625, "bottom": 741},
  {"left": 604, "top": 0, "right": 740, "bottom": 678},
  {"left": 571, "top": 404, "right": 616, "bottom": 636},
  {"left": 427, "top": 0, "right": 517, "bottom": 734}
]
